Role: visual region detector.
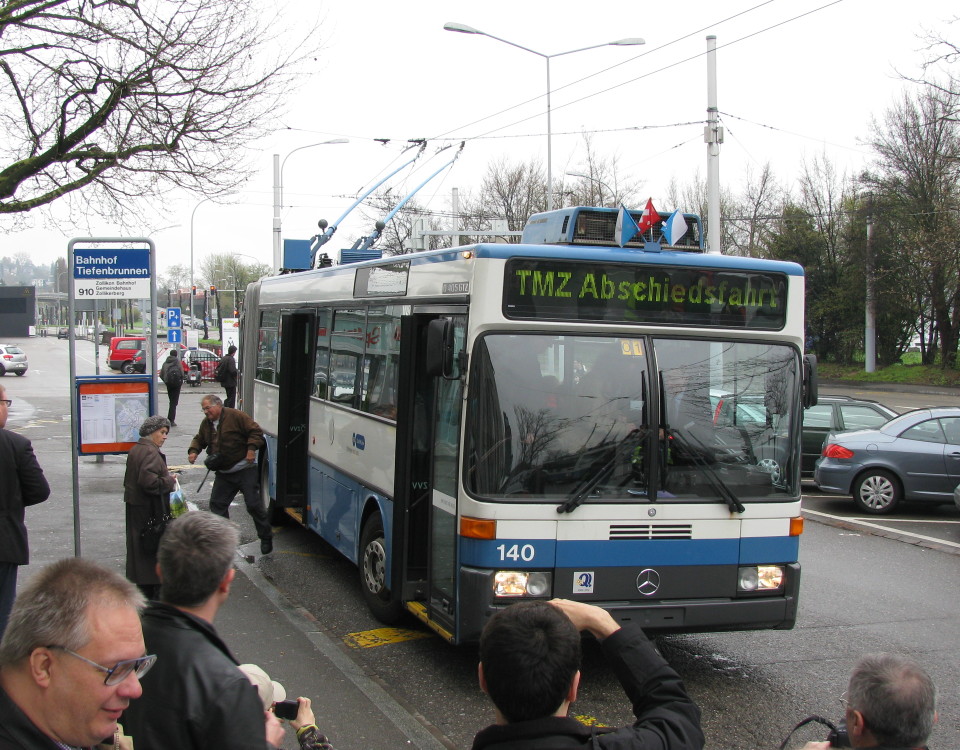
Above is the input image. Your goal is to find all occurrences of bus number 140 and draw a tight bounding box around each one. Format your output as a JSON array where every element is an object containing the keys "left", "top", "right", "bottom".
[{"left": 497, "top": 543, "right": 535, "bottom": 562}]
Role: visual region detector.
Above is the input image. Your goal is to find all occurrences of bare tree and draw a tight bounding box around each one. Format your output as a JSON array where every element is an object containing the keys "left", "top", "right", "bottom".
[
  {"left": 353, "top": 190, "right": 450, "bottom": 256},
  {"left": 0, "top": 0, "right": 315, "bottom": 224},
  {"left": 561, "top": 133, "right": 643, "bottom": 209},
  {"left": 665, "top": 172, "right": 737, "bottom": 251},
  {"left": 724, "top": 162, "right": 784, "bottom": 257},
  {"left": 460, "top": 157, "right": 546, "bottom": 243},
  {"left": 863, "top": 86, "right": 960, "bottom": 366},
  {"left": 159, "top": 263, "right": 190, "bottom": 292}
]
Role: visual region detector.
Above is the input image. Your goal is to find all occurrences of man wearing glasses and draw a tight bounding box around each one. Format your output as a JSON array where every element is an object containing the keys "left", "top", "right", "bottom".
[
  {"left": 0, "top": 382, "right": 50, "bottom": 639},
  {"left": 801, "top": 653, "right": 937, "bottom": 749},
  {"left": 0, "top": 557, "right": 153, "bottom": 749}
]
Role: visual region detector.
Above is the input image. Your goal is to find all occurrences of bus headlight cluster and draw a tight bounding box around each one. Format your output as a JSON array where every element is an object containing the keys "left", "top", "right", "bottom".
[
  {"left": 737, "top": 565, "right": 785, "bottom": 593},
  {"left": 493, "top": 571, "right": 552, "bottom": 598}
]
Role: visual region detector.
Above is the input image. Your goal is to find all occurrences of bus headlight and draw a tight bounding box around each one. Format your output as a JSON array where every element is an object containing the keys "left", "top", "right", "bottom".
[
  {"left": 493, "top": 571, "right": 552, "bottom": 598},
  {"left": 737, "top": 565, "right": 785, "bottom": 593}
]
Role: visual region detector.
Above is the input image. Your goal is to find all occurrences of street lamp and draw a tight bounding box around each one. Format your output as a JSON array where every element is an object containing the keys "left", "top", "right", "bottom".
[
  {"left": 444, "top": 23, "right": 644, "bottom": 211},
  {"left": 566, "top": 171, "right": 615, "bottom": 207},
  {"left": 272, "top": 139, "right": 349, "bottom": 272},
  {"left": 189, "top": 197, "right": 216, "bottom": 326}
]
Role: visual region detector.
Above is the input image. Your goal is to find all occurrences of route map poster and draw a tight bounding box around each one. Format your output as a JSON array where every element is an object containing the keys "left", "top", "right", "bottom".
[{"left": 76, "top": 380, "right": 152, "bottom": 454}]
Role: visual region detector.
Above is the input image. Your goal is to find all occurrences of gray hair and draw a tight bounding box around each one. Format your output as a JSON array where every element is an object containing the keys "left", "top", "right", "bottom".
[
  {"left": 158, "top": 512, "right": 239, "bottom": 607},
  {"left": 0, "top": 558, "right": 144, "bottom": 666},
  {"left": 139, "top": 415, "right": 171, "bottom": 437},
  {"left": 202, "top": 394, "right": 223, "bottom": 408},
  {"left": 847, "top": 653, "right": 936, "bottom": 747}
]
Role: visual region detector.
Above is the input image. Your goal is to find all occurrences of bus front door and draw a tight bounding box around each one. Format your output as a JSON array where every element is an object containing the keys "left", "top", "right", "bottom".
[{"left": 394, "top": 312, "right": 465, "bottom": 639}]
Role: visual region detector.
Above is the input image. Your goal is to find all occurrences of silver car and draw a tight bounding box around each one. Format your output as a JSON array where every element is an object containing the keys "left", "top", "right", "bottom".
[
  {"left": 0, "top": 344, "right": 28, "bottom": 376},
  {"left": 814, "top": 407, "right": 960, "bottom": 514}
]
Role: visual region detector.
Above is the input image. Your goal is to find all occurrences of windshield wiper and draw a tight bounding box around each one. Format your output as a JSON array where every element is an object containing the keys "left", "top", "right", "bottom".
[
  {"left": 557, "top": 429, "right": 641, "bottom": 514},
  {"left": 667, "top": 427, "right": 746, "bottom": 514}
]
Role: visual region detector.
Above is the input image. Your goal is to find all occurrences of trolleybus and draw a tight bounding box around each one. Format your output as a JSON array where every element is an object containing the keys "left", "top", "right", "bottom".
[{"left": 239, "top": 205, "right": 817, "bottom": 643}]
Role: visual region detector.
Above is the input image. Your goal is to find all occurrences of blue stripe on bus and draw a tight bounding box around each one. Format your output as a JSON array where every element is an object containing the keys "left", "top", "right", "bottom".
[
  {"left": 740, "top": 535, "right": 800, "bottom": 563},
  {"left": 460, "top": 536, "right": 799, "bottom": 569}
]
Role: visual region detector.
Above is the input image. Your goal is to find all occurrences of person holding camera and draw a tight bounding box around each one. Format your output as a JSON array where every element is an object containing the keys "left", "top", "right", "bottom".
[
  {"left": 187, "top": 393, "right": 272, "bottom": 554},
  {"left": 473, "top": 598, "right": 703, "bottom": 750},
  {"left": 122, "top": 512, "right": 285, "bottom": 750},
  {"left": 240, "top": 665, "right": 336, "bottom": 750},
  {"left": 800, "top": 653, "right": 936, "bottom": 750}
]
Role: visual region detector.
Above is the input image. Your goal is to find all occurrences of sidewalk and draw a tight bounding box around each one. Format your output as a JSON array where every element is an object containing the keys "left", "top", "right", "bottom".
[
  {"left": 164, "top": 387, "right": 449, "bottom": 750},
  {"left": 221, "top": 554, "right": 448, "bottom": 750}
]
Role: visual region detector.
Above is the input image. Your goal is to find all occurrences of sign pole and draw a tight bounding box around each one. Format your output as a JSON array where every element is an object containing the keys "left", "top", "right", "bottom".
[{"left": 67, "top": 237, "right": 156, "bottom": 557}]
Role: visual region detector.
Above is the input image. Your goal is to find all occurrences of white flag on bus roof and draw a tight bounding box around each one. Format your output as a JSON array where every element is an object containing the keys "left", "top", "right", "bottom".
[{"left": 661, "top": 210, "right": 688, "bottom": 245}]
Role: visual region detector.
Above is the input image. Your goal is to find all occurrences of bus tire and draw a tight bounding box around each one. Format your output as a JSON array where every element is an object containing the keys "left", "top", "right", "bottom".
[{"left": 359, "top": 513, "right": 403, "bottom": 624}]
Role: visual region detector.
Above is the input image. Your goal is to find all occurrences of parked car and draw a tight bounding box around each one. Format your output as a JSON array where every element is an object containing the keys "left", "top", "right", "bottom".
[
  {"left": 801, "top": 395, "right": 898, "bottom": 475},
  {"left": 814, "top": 407, "right": 960, "bottom": 514},
  {"left": 127, "top": 349, "right": 147, "bottom": 374},
  {"left": 108, "top": 336, "right": 146, "bottom": 371},
  {"left": 0, "top": 344, "right": 28, "bottom": 376}
]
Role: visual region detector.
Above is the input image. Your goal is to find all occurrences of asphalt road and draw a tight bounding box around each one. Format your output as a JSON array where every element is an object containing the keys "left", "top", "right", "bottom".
[{"left": 5, "top": 337, "right": 960, "bottom": 750}]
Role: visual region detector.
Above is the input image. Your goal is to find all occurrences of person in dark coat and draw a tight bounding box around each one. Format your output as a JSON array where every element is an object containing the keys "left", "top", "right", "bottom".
[
  {"left": 159, "top": 350, "right": 185, "bottom": 426},
  {"left": 0, "top": 382, "right": 50, "bottom": 640},
  {"left": 123, "top": 415, "right": 177, "bottom": 601},
  {"left": 121, "top": 512, "right": 284, "bottom": 750},
  {"left": 218, "top": 345, "right": 239, "bottom": 408},
  {"left": 473, "top": 599, "right": 704, "bottom": 750}
]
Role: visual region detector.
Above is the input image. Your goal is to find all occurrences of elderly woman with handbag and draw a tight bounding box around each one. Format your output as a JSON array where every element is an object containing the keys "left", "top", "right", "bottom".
[{"left": 124, "top": 415, "right": 178, "bottom": 600}]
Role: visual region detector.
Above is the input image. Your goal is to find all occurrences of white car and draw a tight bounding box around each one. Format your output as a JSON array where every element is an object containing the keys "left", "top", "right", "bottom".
[{"left": 0, "top": 344, "right": 28, "bottom": 376}]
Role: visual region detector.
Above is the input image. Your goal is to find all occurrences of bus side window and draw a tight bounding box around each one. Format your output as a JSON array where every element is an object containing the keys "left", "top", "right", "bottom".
[
  {"left": 314, "top": 308, "right": 330, "bottom": 399},
  {"left": 361, "top": 307, "right": 403, "bottom": 421},
  {"left": 330, "top": 308, "right": 365, "bottom": 408}
]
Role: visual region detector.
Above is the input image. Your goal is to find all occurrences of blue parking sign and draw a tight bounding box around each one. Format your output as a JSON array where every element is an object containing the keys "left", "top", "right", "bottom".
[{"left": 167, "top": 307, "right": 182, "bottom": 329}]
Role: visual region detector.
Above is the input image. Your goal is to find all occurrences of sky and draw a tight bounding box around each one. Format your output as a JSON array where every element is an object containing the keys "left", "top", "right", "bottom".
[{"left": 2, "top": 0, "right": 958, "bottom": 282}]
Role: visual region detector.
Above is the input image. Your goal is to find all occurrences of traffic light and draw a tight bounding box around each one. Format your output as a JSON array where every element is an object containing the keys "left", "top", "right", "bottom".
[
  {"left": 192, "top": 285, "right": 197, "bottom": 294},
  {"left": 210, "top": 285, "right": 216, "bottom": 293}
]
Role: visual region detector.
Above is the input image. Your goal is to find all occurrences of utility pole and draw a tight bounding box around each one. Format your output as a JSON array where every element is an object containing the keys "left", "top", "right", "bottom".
[
  {"left": 705, "top": 35, "right": 723, "bottom": 254},
  {"left": 865, "top": 195, "right": 876, "bottom": 372}
]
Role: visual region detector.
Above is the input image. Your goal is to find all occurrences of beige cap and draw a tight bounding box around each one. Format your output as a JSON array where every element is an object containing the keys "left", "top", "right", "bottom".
[{"left": 238, "top": 663, "right": 287, "bottom": 708}]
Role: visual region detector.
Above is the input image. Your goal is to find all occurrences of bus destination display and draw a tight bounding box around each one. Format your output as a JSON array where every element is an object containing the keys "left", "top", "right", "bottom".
[{"left": 503, "top": 258, "right": 787, "bottom": 330}]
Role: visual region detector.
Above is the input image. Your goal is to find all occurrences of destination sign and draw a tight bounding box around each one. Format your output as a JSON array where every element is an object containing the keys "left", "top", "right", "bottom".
[
  {"left": 73, "top": 248, "right": 151, "bottom": 299},
  {"left": 503, "top": 258, "right": 787, "bottom": 330}
]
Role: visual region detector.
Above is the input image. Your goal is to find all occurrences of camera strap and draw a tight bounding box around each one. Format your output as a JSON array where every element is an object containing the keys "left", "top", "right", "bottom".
[{"left": 778, "top": 715, "right": 841, "bottom": 750}]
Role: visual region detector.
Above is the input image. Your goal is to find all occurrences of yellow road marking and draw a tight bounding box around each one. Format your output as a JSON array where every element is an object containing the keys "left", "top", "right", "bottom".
[
  {"left": 572, "top": 714, "right": 608, "bottom": 727},
  {"left": 343, "top": 627, "right": 433, "bottom": 649}
]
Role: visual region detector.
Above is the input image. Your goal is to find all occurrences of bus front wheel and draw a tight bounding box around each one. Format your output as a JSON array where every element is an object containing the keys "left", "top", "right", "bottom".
[{"left": 359, "top": 513, "right": 403, "bottom": 624}]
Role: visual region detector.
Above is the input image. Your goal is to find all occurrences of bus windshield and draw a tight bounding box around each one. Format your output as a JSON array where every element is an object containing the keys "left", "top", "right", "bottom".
[{"left": 464, "top": 334, "right": 799, "bottom": 504}]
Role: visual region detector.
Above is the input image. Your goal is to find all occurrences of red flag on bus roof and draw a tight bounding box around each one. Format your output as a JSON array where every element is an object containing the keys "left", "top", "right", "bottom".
[{"left": 638, "top": 198, "right": 660, "bottom": 233}]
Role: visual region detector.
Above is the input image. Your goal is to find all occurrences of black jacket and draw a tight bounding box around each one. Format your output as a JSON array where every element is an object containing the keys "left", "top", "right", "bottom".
[
  {"left": 0, "top": 684, "right": 63, "bottom": 749},
  {"left": 472, "top": 626, "right": 704, "bottom": 750},
  {"left": 121, "top": 602, "right": 271, "bottom": 750},
  {"left": 0, "top": 427, "right": 50, "bottom": 565}
]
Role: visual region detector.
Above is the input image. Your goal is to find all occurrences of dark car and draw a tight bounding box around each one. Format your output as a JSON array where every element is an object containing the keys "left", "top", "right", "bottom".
[
  {"left": 814, "top": 407, "right": 960, "bottom": 514},
  {"left": 56, "top": 326, "right": 70, "bottom": 339},
  {"left": 801, "top": 395, "right": 897, "bottom": 475},
  {"left": 127, "top": 349, "right": 147, "bottom": 374}
]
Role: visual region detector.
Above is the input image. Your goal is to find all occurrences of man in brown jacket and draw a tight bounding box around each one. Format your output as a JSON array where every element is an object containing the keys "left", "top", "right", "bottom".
[{"left": 187, "top": 394, "right": 272, "bottom": 554}]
